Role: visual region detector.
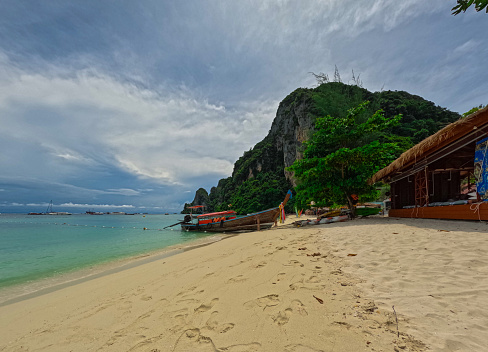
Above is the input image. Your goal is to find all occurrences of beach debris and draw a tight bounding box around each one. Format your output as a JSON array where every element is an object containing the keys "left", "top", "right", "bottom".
[
  {"left": 298, "top": 247, "right": 307, "bottom": 250},
  {"left": 347, "top": 253, "right": 357, "bottom": 256},
  {"left": 306, "top": 252, "right": 321, "bottom": 257},
  {"left": 438, "top": 229, "right": 450, "bottom": 232},
  {"left": 392, "top": 305, "right": 400, "bottom": 337},
  {"left": 293, "top": 213, "right": 350, "bottom": 227},
  {"left": 313, "top": 295, "right": 324, "bottom": 304},
  {"left": 362, "top": 301, "right": 377, "bottom": 313},
  {"left": 319, "top": 215, "right": 349, "bottom": 224}
]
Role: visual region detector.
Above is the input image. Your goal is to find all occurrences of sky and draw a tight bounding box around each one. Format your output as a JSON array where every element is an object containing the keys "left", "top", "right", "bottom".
[{"left": 0, "top": 1, "right": 487, "bottom": 213}]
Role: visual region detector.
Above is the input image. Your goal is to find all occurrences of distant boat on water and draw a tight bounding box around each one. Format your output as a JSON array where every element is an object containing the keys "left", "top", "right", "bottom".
[
  {"left": 28, "top": 200, "right": 72, "bottom": 215},
  {"left": 86, "top": 210, "right": 104, "bottom": 215}
]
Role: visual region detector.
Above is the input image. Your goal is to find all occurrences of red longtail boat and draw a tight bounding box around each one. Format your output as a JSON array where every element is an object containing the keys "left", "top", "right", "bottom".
[{"left": 181, "top": 190, "right": 291, "bottom": 232}]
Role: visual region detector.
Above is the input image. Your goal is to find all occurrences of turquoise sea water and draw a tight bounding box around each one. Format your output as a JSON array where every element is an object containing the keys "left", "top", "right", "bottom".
[{"left": 0, "top": 213, "right": 218, "bottom": 301}]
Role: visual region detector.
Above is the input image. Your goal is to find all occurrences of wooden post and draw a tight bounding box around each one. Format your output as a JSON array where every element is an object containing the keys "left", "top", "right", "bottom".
[
  {"left": 414, "top": 167, "right": 429, "bottom": 207},
  {"left": 391, "top": 182, "right": 397, "bottom": 210},
  {"left": 257, "top": 216, "right": 261, "bottom": 231}
]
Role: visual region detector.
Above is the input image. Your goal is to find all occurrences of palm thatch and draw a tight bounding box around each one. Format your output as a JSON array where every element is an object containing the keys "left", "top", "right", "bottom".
[{"left": 370, "top": 106, "right": 488, "bottom": 183}]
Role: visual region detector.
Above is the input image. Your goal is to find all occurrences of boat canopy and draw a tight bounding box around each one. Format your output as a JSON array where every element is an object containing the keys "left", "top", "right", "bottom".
[{"left": 197, "top": 210, "right": 236, "bottom": 218}]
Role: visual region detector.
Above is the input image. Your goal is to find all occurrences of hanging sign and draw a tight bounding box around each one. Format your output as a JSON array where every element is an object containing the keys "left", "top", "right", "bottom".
[{"left": 474, "top": 137, "right": 488, "bottom": 200}]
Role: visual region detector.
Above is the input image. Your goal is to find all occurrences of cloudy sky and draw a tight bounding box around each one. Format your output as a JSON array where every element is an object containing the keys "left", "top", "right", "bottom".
[{"left": 0, "top": 1, "right": 487, "bottom": 213}]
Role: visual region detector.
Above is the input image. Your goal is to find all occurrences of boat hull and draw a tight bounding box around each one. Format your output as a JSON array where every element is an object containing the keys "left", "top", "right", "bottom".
[{"left": 181, "top": 207, "right": 280, "bottom": 232}]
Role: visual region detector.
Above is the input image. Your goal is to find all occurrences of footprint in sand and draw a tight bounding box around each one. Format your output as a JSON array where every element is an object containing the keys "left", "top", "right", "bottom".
[
  {"left": 170, "top": 310, "right": 190, "bottom": 333},
  {"left": 272, "top": 299, "right": 308, "bottom": 325},
  {"left": 218, "top": 323, "right": 235, "bottom": 334},
  {"left": 177, "top": 288, "right": 193, "bottom": 297},
  {"left": 173, "top": 329, "right": 217, "bottom": 352},
  {"left": 220, "top": 343, "right": 261, "bottom": 352},
  {"left": 273, "top": 308, "right": 292, "bottom": 325},
  {"left": 285, "top": 260, "right": 304, "bottom": 267},
  {"left": 195, "top": 298, "right": 219, "bottom": 313},
  {"left": 255, "top": 261, "right": 267, "bottom": 268},
  {"left": 138, "top": 308, "right": 156, "bottom": 320},
  {"left": 289, "top": 280, "right": 325, "bottom": 291},
  {"left": 229, "top": 256, "right": 253, "bottom": 268},
  {"left": 173, "top": 329, "right": 260, "bottom": 352},
  {"left": 205, "top": 311, "right": 219, "bottom": 330},
  {"left": 290, "top": 299, "right": 308, "bottom": 316},
  {"left": 177, "top": 298, "right": 200, "bottom": 305},
  {"left": 244, "top": 294, "right": 280, "bottom": 310},
  {"left": 274, "top": 272, "right": 286, "bottom": 282},
  {"left": 226, "top": 275, "right": 248, "bottom": 284},
  {"left": 204, "top": 312, "right": 235, "bottom": 334},
  {"left": 284, "top": 344, "right": 325, "bottom": 352},
  {"left": 332, "top": 321, "right": 352, "bottom": 329},
  {"left": 305, "top": 276, "right": 321, "bottom": 283}
]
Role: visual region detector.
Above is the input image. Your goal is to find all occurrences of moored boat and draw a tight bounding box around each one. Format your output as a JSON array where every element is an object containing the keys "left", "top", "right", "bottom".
[
  {"left": 28, "top": 200, "right": 71, "bottom": 215},
  {"left": 181, "top": 190, "right": 292, "bottom": 232}
]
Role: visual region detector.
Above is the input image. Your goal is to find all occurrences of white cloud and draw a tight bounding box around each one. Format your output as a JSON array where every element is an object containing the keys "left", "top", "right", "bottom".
[
  {"left": 0, "top": 55, "right": 276, "bottom": 188},
  {"left": 59, "top": 202, "right": 134, "bottom": 209},
  {"left": 106, "top": 188, "right": 140, "bottom": 196},
  {"left": 0, "top": 202, "right": 136, "bottom": 209}
]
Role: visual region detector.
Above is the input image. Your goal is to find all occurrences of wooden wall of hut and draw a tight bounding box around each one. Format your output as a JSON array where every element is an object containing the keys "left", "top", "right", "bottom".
[
  {"left": 391, "top": 177, "right": 415, "bottom": 209},
  {"left": 429, "top": 171, "right": 461, "bottom": 203},
  {"left": 391, "top": 170, "right": 466, "bottom": 209}
]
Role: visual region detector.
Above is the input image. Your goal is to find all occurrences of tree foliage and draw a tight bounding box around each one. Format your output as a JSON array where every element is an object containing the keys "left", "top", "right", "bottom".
[
  {"left": 462, "top": 104, "right": 486, "bottom": 118},
  {"left": 288, "top": 102, "right": 402, "bottom": 217},
  {"left": 452, "top": 0, "right": 488, "bottom": 15}
]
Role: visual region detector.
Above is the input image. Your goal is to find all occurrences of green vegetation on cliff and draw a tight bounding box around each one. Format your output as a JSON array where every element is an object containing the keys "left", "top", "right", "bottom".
[
  {"left": 289, "top": 101, "right": 403, "bottom": 216},
  {"left": 183, "top": 82, "right": 460, "bottom": 215}
]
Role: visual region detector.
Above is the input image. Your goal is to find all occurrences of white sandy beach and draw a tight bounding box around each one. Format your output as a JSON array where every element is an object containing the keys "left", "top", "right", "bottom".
[{"left": 1, "top": 217, "right": 487, "bottom": 351}]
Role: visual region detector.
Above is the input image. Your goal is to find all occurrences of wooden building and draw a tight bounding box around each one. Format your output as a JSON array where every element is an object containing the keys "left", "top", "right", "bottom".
[{"left": 370, "top": 106, "right": 488, "bottom": 221}]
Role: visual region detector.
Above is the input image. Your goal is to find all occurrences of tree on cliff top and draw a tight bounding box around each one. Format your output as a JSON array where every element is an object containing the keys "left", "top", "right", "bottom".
[{"left": 288, "top": 102, "right": 402, "bottom": 217}]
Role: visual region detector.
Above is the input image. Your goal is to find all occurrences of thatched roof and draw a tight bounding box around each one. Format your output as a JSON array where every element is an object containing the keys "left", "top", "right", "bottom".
[{"left": 370, "top": 106, "right": 488, "bottom": 183}]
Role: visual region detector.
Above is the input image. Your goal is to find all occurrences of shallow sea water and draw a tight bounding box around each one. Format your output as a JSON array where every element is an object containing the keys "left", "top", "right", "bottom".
[{"left": 0, "top": 213, "right": 220, "bottom": 303}]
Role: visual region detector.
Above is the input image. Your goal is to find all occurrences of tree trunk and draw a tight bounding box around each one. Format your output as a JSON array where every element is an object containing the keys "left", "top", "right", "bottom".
[{"left": 346, "top": 194, "right": 356, "bottom": 219}]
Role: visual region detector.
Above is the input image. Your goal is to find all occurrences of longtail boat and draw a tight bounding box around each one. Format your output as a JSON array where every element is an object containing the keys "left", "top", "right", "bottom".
[{"left": 181, "top": 190, "right": 292, "bottom": 232}]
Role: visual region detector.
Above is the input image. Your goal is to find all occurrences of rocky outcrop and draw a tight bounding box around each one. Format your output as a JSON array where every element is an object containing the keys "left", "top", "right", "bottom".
[
  {"left": 230, "top": 88, "right": 318, "bottom": 189},
  {"left": 181, "top": 188, "right": 210, "bottom": 213},
  {"left": 268, "top": 89, "right": 316, "bottom": 183},
  {"left": 192, "top": 188, "right": 210, "bottom": 207}
]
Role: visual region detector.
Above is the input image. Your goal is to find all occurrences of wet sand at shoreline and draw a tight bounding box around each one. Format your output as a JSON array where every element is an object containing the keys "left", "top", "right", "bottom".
[
  {"left": 0, "top": 233, "right": 230, "bottom": 307},
  {"left": 1, "top": 217, "right": 487, "bottom": 351}
]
